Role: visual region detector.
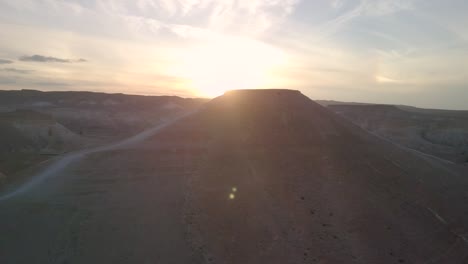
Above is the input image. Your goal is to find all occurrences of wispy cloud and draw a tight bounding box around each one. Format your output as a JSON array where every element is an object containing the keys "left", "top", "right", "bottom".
[
  {"left": 0, "top": 76, "right": 16, "bottom": 84},
  {"left": 362, "top": 0, "right": 415, "bottom": 16},
  {"left": 375, "top": 75, "right": 405, "bottom": 84},
  {"left": 0, "top": 59, "right": 13, "bottom": 64},
  {"left": 1, "top": 68, "right": 34, "bottom": 74},
  {"left": 34, "top": 81, "right": 71, "bottom": 87},
  {"left": 317, "top": 0, "right": 417, "bottom": 39},
  {"left": 48, "top": 0, "right": 302, "bottom": 36},
  {"left": 331, "top": 0, "right": 345, "bottom": 9},
  {"left": 19, "top": 55, "right": 87, "bottom": 63}
]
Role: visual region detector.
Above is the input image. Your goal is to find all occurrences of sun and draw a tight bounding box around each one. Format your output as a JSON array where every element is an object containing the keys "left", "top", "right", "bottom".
[{"left": 173, "top": 36, "right": 287, "bottom": 97}]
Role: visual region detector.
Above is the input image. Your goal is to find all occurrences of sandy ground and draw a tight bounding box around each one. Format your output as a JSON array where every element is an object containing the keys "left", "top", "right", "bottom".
[
  {"left": 0, "top": 147, "right": 203, "bottom": 264},
  {"left": 0, "top": 111, "right": 201, "bottom": 264}
]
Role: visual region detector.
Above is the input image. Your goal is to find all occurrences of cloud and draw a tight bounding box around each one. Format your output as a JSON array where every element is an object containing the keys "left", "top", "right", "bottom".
[
  {"left": 205, "top": 0, "right": 302, "bottom": 34},
  {"left": 34, "top": 81, "right": 71, "bottom": 87},
  {"left": 0, "top": 76, "right": 17, "bottom": 84},
  {"left": 28, "top": 0, "right": 302, "bottom": 36},
  {"left": 375, "top": 75, "right": 405, "bottom": 84},
  {"left": 0, "top": 68, "right": 34, "bottom": 74},
  {"left": 19, "top": 55, "right": 87, "bottom": 63},
  {"left": 0, "top": 59, "right": 13, "bottom": 64},
  {"left": 363, "top": 0, "right": 415, "bottom": 16},
  {"left": 331, "top": 0, "right": 345, "bottom": 9},
  {"left": 312, "top": 67, "right": 355, "bottom": 74}
]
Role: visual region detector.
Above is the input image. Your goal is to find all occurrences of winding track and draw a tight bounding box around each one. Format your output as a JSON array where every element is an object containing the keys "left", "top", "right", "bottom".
[{"left": 0, "top": 111, "right": 195, "bottom": 201}]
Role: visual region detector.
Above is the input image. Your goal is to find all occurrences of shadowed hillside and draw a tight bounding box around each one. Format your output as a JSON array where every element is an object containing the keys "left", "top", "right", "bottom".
[
  {"left": 0, "top": 90, "right": 467, "bottom": 263},
  {"left": 150, "top": 89, "right": 468, "bottom": 263},
  {"left": 0, "top": 90, "right": 207, "bottom": 138},
  {"left": 329, "top": 104, "right": 468, "bottom": 163},
  {"left": 0, "top": 90, "right": 205, "bottom": 187},
  {"left": 0, "top": 109, "right": 84, "bottom": 182}
]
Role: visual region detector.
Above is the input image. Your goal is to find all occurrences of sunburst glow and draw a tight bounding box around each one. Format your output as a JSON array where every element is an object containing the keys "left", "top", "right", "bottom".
[{"left": 174, "top": 36, "right": 287, "bottom": 97}]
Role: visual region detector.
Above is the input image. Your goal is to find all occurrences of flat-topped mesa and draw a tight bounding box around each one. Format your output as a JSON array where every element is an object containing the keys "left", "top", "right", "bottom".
[
  {"left": 149, "top": 91, "right": 468, "bottom": 264},
  {"left": 223, "top": 89, "right": 302, "bottom": 96},
  {"left": 147, "top": 88, "right": 468, "bottom": 264},
  {"left": 209, "top": 89, "right": 316, "bottom": 108},
  {"left": 217, "top": 89, "right": 306, "bottom": 105},
  {"left": 195, "top": 88, "right": 358, "bottom": 146}
]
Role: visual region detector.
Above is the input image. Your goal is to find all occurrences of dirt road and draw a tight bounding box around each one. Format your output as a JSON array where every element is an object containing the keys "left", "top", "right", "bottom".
[
  {"left": 0, "top": 111, "right": 195, "bottom": 201},
  {"left": 0, "top": 110, "right": 202, "bottom": 264}
]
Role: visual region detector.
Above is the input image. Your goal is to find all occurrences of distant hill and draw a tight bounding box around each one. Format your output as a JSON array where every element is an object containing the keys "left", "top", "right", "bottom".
[
  {"left": 0, "top": 89, "right": 207, "bottom": 138},
  {"left": 0, "top": 89, "right": 206, "bottom": 184},
  {"left": 0, "top": 89, "right": 206, "bottom": 109},
  {"left": 316, "top": 99, "right": 373, "bottom": 107},
  {"left": 328, "top": 104, "right": 468, "bottom": 163},
  {"left": 0, "top": 109, "right": 85, "bottom": 177},
  {"left": 397, "top": 105, "right": 468, "bottom": 117}
]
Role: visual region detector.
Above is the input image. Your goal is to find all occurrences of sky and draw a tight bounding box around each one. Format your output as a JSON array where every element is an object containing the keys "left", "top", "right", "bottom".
[{"left": 0, "top": 0, "right": 467, "bottom": 109}]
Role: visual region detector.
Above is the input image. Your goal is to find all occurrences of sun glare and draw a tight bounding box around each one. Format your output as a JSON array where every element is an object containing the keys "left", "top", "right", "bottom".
[{"left": 174, "top": 36, "right": 287, "bottom": 97}]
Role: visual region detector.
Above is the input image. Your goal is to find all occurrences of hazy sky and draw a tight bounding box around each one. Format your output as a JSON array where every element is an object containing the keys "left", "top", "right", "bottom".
[{"left": 0, "top": 0, "right": 467, "bottom": 109}]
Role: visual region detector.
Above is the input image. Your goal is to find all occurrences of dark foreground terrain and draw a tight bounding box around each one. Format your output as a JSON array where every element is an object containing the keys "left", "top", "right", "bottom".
[{"left": 1, "top": 90, "right": 468, "bottom": 263}]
